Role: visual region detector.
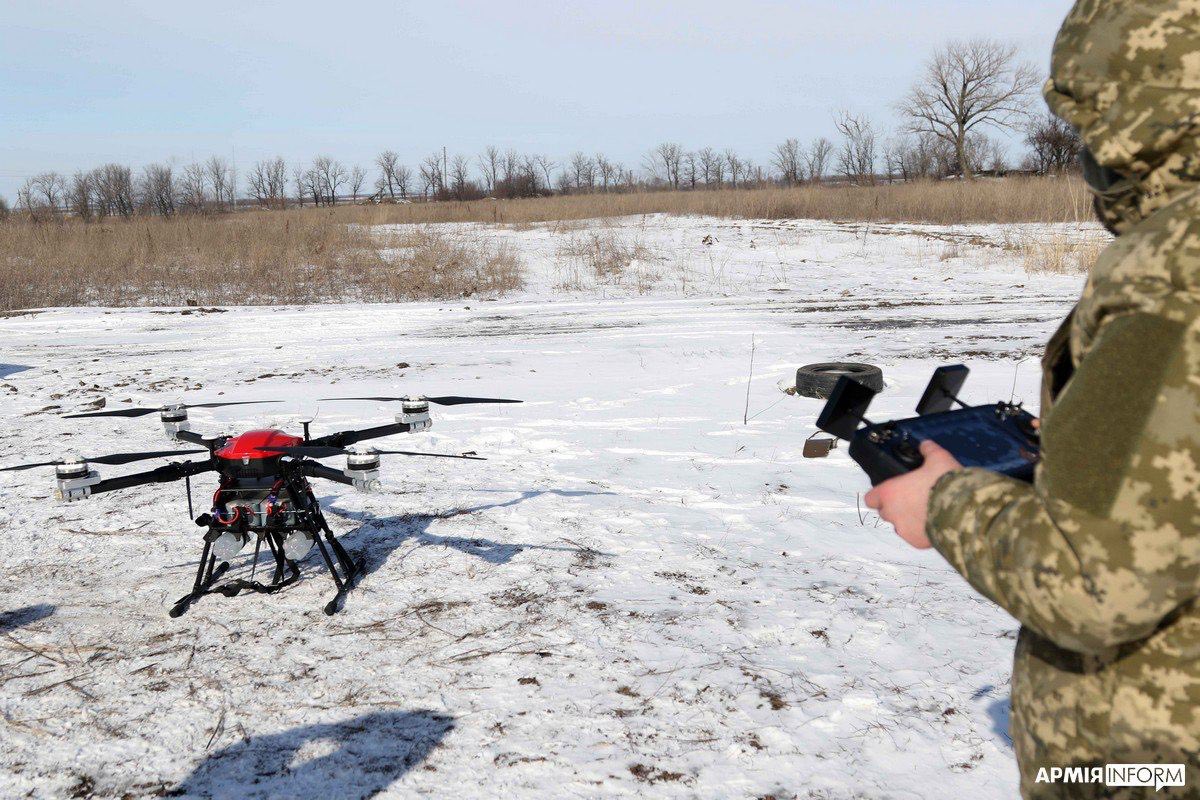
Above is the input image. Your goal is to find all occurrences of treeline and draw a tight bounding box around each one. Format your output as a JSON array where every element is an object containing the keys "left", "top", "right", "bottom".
[
  {"left": 3, "top": 38, "right": 1083, "bottom": 223},
  {"left": 3, "top": 111, "right": 1080, "bottom": 224}
]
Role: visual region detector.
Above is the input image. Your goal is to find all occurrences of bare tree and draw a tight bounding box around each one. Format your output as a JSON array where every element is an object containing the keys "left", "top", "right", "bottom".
[
  {"left": 899, "top": 39, "right": 1039, "bottom": 180},
  {"left": 595, "top": 153, "right": 617, "bottom": 191},
  {"left": 311, "top": 156, "right": 347, "bottom": 204},
  {"left": 68, "top": 170, "right": 97, "bottom": 221},
  {"left": 696, "top": 147, "right": 719, "bottom": 187},
  {"left": 138, "top": 163, "right": 177, "bottom": 216},
  {"left": 246, "top": 160, "right": 269, "bottom": 207},
  {"left": 36, "top": 173, "right": 67, "bottom": 212},
  {"left": 477, "top": 146, "right": 501, "bottom": 195},
  {"left": 891, "top": 133, "right": 951, "bottom": 180},
  {"left": 350, "top": 165, "right": 367, "bottom": 201},
  {"left": 569, "top": 152, "right": 595, "bottom": 191},
  {"left": 449, "top": 154, "right": 476, "bottom": 200},
  {"left": 0, "top": 196, "right": 9, "bottom": 223},
  {"left": 206, "top": 156, "right": 234, "bottom": 209},
  {"left": 834, "top": 111, "right": 878, "bottom": 184},
  {"left": 682, "top": 151, "right": 699, "bottom": 189},
  {"left": 724, "top": 149, "right": 743, "bottom": 189},
  {"left": 178, "top": 162, "right": 210, "bottom": 213},
  {"left": 292, "top": 165, "right": 307, "bottom": 207},
  {"left": 497, "top": 149, "right": 520, "bottom": 189},
  {"left": 805, "top": 137, "right": 833, "bottom": 184},
  {"left": 646, "top": 142, "right": 684, "bottom": 189},
  {"left": 534, "top": 155, "right": 556, "bottom": 193},
  {"left": 375, "top": 150, "right": 402, "bottom": 199},
  {"left": 394, "top": 164, "right": 412, "bottom": 198},
  {"left": 246, "top": 158, "right": 288, "bottom": 208},
  {"left": 1025, "top": 114, "right": 1081, "bottom": 174},
  {"left": 263, "top": 157, "right": 288, "bottom": 207},
  {"left": 419, "top": 153, "right": 444, "bottom": 198},
  {"left": 771, "top": 138, "right": 804, "bottom": 186},
  {"left": 95, "top": 164, "right": 135, "bottom": 218}
]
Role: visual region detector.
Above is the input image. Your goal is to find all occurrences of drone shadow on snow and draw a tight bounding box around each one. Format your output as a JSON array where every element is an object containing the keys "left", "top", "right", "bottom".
[
  {"left": 170, "top": 709, "right": 454, "bottom": 800},
  {"left": 0, "top": 603, "right": 55, "bottom": 634},
  {"left": 320, "top": 488, "right": 613, "bottom": 578},
  {"left": 0, "top": 363, "right": 32, "bottom": 380}
]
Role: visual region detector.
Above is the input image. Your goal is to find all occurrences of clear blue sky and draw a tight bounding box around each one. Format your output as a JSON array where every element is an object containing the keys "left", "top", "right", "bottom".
[{"left": 1, "top": 0, "right": 1076, "bottom": 199}]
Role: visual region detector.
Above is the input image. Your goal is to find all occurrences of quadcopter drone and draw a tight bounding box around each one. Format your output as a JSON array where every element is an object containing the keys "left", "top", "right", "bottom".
[{"left": 0, "top": 393, "right": 520, "bottom": 616}]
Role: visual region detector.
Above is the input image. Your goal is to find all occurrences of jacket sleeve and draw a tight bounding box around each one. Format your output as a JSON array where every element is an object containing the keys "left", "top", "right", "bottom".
[{"left": 925, "top": 303, "right": 1200, "bottom": 654}]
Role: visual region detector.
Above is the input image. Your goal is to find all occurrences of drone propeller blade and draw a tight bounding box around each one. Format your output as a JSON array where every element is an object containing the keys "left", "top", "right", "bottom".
[
  {"left": 260, "top": 445, "right": 346, "bottom": 459},
  {"left": 89, "top": 449, "right": 209, "bottom": 465},
  {"left": 375, "top": 449, "right": 487, "bottom": 460},
  {"left": 0, "top": 448, "right": 207, "bottom": 472},
  {"left": 424, "top": 396, "right": 522, "bottom": 406},
  {"left": 261, "top": 445, "right": 485, "bottom": 461},
  {"left": 63, "top": 400, "right": 281, "bottom": 419},
  {"left": 317, "top": 395, "right": 522, "bottom": 406},
  {"left": 64, "top": 407, "right": 159, "bottom": 419}
]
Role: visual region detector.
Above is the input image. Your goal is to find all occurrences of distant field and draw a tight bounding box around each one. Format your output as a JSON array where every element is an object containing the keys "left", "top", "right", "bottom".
[{"left": 0, "top": 177, "right": 1094, "bottom": 311}]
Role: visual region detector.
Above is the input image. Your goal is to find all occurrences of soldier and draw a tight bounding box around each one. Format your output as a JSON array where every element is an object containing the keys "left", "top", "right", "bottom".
[{"left": 864, "top": 1, "right": 1200, "bottom": 797}]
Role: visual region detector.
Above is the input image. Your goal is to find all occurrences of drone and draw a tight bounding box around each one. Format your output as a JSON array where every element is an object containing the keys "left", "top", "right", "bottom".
[{"left": 0, "top": 393, "right": 521, "bottom": 617}]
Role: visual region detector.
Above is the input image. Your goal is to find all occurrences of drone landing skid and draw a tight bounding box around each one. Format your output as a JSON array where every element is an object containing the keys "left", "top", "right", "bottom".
[{"left": 169, "top": 524, "right": 363, "bottom": 618}]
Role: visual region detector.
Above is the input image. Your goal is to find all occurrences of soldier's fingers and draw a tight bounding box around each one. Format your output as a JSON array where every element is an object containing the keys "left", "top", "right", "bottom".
[
  {"left": 864, "top": 488, "right": 882, "bottom": 509},
  {"left": 919, "top": 439, "right": 960, "bottom": 468}
]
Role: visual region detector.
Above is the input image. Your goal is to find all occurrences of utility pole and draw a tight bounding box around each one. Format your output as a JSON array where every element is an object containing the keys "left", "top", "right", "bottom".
[{"left": 442, "top": 146, "right": 448, "bottom": 195}]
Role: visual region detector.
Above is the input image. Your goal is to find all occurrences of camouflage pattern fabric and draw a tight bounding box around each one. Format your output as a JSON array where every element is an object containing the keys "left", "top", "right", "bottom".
[{"left": 925, "top": 2, "right": 1200, "bottom": 797}]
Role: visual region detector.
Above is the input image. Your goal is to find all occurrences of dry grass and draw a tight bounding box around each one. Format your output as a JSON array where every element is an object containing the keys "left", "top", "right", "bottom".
[
  {"left": 387, "top": 227, "right": 523, "bottom": 299},
  {"left": 1021, "top": 236, "right": 1105, "bottom": 274},
  {"left": 334, "top": 175, "right": 1092, "bottom": 227},
  {"left": 0, "top": 176, "right": 1091, "bottom": 310},
  {"left": 0, "top": 213, "right": 521, "bottom": 310},
  {"left": 554, "top": 229, "right": 660, "bottom": 292}
]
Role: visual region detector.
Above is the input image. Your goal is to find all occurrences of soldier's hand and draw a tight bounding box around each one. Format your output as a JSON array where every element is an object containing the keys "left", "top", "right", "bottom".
[{"left": 863, "top": 440, "right": 962, "bottom": 549}]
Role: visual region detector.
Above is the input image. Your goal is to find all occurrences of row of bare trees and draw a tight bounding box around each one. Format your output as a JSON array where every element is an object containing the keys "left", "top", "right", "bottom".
[{"left": 5, "top": 38, "right": 1080, "bottom": 220}]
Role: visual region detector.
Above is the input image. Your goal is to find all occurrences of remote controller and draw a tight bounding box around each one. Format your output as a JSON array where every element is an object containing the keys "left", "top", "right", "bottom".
[{"left": 815, "top": 365, "right": 1040, "bottom": 486}]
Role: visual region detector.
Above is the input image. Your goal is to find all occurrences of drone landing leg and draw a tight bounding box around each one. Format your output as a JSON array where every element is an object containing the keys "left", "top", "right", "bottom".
[
  {"left": 313, "top": 524, "right": 363, "bottom": 616},
  {"left": 169, "top": 539, "right": 230, "bottom": 618}
]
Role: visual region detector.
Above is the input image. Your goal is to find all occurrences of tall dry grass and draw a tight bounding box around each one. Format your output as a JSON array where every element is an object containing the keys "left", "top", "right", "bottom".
[
  {"left": 334, "top": 175, "right": 1092, "bottom": 227},
  {"left": 1021, "top": 236, "right": 1105, "bottom": 274},
  {"left": 554, "top": 229, "right": 662, "bottom": 292},
  {"left": 0, "top": 212, "right": 522, "bottom": 310},
  {"left": 0, "top": 177, "right": 1091, "bottom": 310}
]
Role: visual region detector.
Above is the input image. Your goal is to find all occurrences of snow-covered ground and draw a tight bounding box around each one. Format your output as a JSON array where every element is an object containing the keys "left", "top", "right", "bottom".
[{"left": 0, "top": 216, "right": 1093, "bottom": 799}]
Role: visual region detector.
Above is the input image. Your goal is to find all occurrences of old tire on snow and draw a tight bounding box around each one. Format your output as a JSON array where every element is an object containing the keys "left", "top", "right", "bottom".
[{"left": 794, "top": 362, "right": 884, "bottom": 399}]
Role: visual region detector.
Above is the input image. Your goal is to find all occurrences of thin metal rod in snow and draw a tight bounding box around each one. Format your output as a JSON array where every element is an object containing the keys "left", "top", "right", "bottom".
[{"left": 743, "top": 334, "right": 756, "bottom": 425}]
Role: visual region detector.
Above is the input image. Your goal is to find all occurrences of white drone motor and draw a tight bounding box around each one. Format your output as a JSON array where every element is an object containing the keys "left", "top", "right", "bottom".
[
  {"left": 397, "top": 397, "right": 432, "bottom": 433},
  {"left": 344, "top": 446, "right": 382, "bottom": 492},
  {"left": 54, "top": 459, "right": 101, "bottom": 502}
]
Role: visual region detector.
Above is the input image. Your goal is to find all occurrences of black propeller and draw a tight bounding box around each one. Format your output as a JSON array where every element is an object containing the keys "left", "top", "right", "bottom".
[
  {"left": 260, "top": 445, "right": 486, "bottom": 461},
  {"left": 318, "top": 395, "right": 522, "bottom": 407},
  {"left": 64, "top": 400, "right": 282, "bottom": 419},
  {"left": 0, "top": 449, "right": 208, "bottom": 472}
]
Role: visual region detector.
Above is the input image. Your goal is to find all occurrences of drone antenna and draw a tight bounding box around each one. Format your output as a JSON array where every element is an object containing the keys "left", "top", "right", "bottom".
[
  {"left": 1009, "top": 358, "right": 1028, "bottom": 404},
  {"left": 941, "top": 389, "right": 971, "bottom": 409},
  {"left": 303, "top": 421, "right": 312, "bottom": 442},
  {"left": 185, "top": 473, "right": 194, "bottom": 519}
]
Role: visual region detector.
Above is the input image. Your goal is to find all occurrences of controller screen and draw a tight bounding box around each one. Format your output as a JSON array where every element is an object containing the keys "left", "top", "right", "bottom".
[{"left": 902, "top": 407, "right": 1037, "bottom": 475}]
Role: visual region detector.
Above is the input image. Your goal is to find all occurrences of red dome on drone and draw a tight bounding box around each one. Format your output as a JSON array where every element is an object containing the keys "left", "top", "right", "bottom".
[{"left": 214, "top": 429, "right": 304, "bottom": 461}]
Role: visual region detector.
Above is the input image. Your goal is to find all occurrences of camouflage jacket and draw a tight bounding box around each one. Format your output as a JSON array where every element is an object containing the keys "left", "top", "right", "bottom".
[{"left": 926, "top": 2, "right": 1200, "bottom": 797}]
